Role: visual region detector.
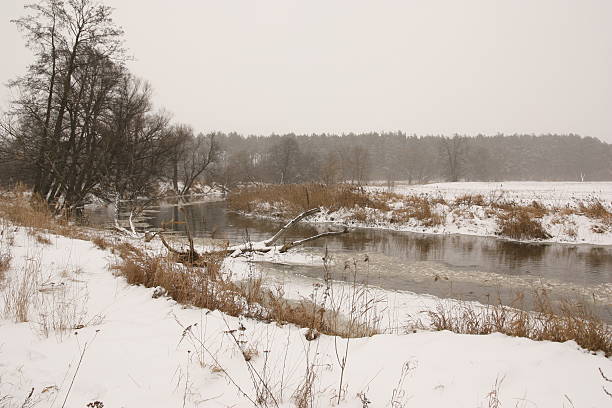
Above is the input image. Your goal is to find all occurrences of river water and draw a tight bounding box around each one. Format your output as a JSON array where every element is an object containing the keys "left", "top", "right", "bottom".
[{"left": 88, "top": 200, "right": 612, "bottom": 321}]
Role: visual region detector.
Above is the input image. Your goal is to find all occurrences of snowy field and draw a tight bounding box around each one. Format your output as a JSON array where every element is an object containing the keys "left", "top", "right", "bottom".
[
  {"left": 0, "top": 228, "right": 610, "bottom": 407},
  {"left": 371, "top": 181, "right": 612, "bottom": 207}
]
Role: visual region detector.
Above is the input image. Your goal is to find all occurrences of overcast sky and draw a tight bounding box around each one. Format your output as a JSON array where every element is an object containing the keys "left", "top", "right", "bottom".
[{"left": 1, "top": 0, "right": 611, "bottom": 142}]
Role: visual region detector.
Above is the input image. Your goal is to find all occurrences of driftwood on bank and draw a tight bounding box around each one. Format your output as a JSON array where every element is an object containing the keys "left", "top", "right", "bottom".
[{"left": 158, "top": 207, "right": 348, "bottom": 264}]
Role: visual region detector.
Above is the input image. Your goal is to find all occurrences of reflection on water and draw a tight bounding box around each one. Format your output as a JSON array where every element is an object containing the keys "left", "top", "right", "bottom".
[{"left": 88, "top": 200, "right": 612, "bottom": 318}]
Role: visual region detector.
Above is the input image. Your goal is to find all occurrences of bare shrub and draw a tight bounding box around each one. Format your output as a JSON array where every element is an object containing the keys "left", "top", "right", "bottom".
[
  {"left": 485, "top": 376, "right": 504, "bottom": 408},
  {"left": 348, "top": 209, "right": 369, "bottom": 223},
  {"left": 418, "top": 291, "right": 611, "bottom": 356}
]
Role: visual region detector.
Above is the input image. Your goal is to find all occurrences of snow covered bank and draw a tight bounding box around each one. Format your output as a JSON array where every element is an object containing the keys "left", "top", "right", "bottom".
[
  {"left": 231, "top": 182, "right": 612, "bottom": 245},
  {"left": 1, "top": 227, "right": 610, "bottom": 407}
]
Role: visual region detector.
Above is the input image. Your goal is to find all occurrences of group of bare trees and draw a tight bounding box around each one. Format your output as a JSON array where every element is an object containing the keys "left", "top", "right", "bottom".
[
  {"left": 209, "top": 132, "right": 612, "bottom": 189},
  {"left": 0, "top": 0, "right": 218, "bottom": 213},
  {"left": 2, "top": 2, "right": 611, "bottom": 211}
]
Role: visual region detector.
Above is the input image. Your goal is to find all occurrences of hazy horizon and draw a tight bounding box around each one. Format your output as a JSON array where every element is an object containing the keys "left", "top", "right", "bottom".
[{"left": 2, "top": 0, "right": 611, "bottom": 142}]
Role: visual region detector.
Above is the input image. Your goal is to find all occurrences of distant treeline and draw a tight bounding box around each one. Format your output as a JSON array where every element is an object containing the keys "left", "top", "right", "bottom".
[{"left": 211, "top": 133, "right": 612, "bottom": 187}]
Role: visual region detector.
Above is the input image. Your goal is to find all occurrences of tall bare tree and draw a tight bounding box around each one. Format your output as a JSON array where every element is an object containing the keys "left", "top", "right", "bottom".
[{"left": 2, "top": 0, "right": 125, "bottom": 211}]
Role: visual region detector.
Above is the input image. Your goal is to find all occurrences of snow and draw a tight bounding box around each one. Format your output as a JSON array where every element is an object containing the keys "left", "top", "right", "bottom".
[
  {"left": 1, "top": 228, "right": 610, "bottom": 407},
  {"left": 372, "top": 181, "right": 612, "bottom": 207},
  {"left": 293, "top": 181, "right": 612, "bottom": 246}
]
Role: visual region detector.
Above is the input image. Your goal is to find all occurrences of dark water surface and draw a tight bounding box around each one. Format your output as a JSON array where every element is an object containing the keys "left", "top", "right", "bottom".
[{"left": 88, "top": 200, "right": 612, "bottom": 319}]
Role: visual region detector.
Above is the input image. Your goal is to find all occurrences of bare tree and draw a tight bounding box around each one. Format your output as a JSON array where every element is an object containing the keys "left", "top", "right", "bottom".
[
  {"left": 168, "top": 126, "right": 218, "bottom": 196},
  {"left": 3, "top": 0, "right": 125, "bottom": 211},
  {"left": 439, "top": 135, "right": 468, "bottom": 182}
]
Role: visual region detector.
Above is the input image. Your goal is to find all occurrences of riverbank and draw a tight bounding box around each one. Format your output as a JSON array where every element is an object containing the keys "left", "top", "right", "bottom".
[
  {"left": 1, "top": 190, "right": 611, "bottom": 406},
  {"left": 228, "top": 182, "right": 612, "bottom": 246},
  {"left": 1, "top": 224, "right": 610, "bottom": 407}
]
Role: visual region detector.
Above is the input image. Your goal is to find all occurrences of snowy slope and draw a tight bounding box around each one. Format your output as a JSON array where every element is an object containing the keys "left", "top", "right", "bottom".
[{"left": 0, "top": 229, "right": 610, "bottom": 407}]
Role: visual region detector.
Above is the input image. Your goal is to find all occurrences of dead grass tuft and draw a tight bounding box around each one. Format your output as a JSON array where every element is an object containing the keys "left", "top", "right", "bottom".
[
  {"left": 92, "top": 236, "right": 111, "bottom": 250},
  {"left": 579, "top": 200, "right": 612, "bottom": 225},
  {"left": 454, "top": 194, "right": 486, "bottom": 207},
  {"left": 391, "top": 196, "right": 444, "bottom": 227},
  {"left": 0, "top": 227, "right": 12, "bottom": 282},
  {"left": 497, "top": 207, "right": 551, "bottom": 240},
  {"left": 2, "top": 257, "right": 41, "bottom": 322}
]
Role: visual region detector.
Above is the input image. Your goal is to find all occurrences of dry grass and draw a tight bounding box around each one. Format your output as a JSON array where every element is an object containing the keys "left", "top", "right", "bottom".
[
  {"left": 2, "top": 256, "right": 41, "bottom": 322},
  {"left": 0, "top": 189, "right": 89, "bottom": 241},
  {"left": 113, "top": 248, "right": 380, "bottom": 338},
  {"left": 92, "top": 236, "right": 111, "bottom": 250},
  {"left": 578, "top": 200, "right": 612, "bottom": 225},
  {"left": 417, "top": 290, "right": 611, "bottom": 356},
  {"left": 228, "top": 183, "right": 390, "bottom": 216},
  {"left": 391, "top": 196, "right": 444, "bottom": 227},
  {"left": 0, "top": 224, "right": 12, "bottom": 282},
  {"left": 35, "top": 272, "right": 94, "bottom": 339},
  {"left": 496, "top": 207, "right": 551, "bottom": 240},
  {"left": 454, "top": 194, "right": 486, "bottom": 207},
  {"left": 29, "top": 231, "right": 52, "bottom": 245}
]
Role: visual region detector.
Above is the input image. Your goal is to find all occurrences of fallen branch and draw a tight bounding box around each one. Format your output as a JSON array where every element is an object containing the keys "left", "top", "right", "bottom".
[{"left": 158, "top": 207, "right": 348, "bottom": 264}]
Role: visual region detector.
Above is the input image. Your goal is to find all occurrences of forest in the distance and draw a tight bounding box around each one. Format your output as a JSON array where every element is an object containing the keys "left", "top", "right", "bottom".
[{"left": 211, "top": 132, "right": 612, "bottom": 187}]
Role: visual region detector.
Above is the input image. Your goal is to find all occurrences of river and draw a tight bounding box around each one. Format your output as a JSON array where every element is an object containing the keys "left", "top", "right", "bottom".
[{"left": 87, "top": 199, "right": 612, "bottom": 321}]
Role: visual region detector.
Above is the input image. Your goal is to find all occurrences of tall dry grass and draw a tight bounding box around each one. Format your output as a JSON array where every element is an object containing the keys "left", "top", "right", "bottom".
[
  {"left": 0, "top": 189, "right": 89, "bottom": 241},
  {"left": 228, "top": 184, "right": 390, "bottom": 216},
  {"left": 496, "top": 207, "right": 551, "bottom": 240},
  {"left": 113, "top": 245, "right": 380, "bottom": 338},
  {"left": 2, "top": 257, "right": 41, "bottom": 323},
  {"left": 417, "top": 290, "right": 611, "bottom": 356},
  {"left": 0, "top": 220, "right": 13, "bottom": 283}
]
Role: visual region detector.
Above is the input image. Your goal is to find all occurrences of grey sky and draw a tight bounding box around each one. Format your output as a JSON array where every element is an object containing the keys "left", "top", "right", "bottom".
[{"left": 2, "top": 0, "right": 611, "bottom": 141}]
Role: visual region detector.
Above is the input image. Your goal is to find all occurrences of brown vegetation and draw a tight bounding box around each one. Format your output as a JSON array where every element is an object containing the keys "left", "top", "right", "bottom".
[
  {"left": 579, "top": 200, "right": 612, "bottom": 225},
  {"left": 454, "top": 193, "right": 485, "bottom": 207},
  {"left": 418, "top": 290, "right": 611, "bottom": 356},
  {"left": 2, "top": 257, "right": 40, "bottom": 322},
  {"left": 391, "top": 196, "right": 444, "bottom": 227},
  {"left": 0, "top": 189, "right": 89, "bottom": 241},
  {"left": 496, "top": 207, "right": 551, "bottom": 240},
  {"left": 228, "top": 183, "right": 390, "bottom": 216},
  {"left": 113, "top": 247, "right": 379, "bottom": 338}
]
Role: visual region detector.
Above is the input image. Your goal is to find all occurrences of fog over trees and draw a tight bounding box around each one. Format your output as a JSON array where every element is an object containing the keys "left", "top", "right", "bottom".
[
  {"left": 209, "top": 132, "right": 612, "bottom": 189},
  {"left": 1, "top": 1, "right": 611, "bottom": 213}
]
